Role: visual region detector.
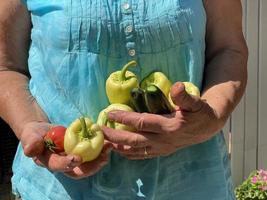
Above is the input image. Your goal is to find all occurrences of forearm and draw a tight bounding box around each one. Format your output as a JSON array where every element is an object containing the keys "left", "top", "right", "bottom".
[
  {"left": 0, "top": 71, "right": 48, "bottom": 139},
  {"left": 201, "top": 46, "right": 248, "bottom": 127},
  {"left": 201, "top": 0, "right": 248, "bottom": 129},
  {"left": 0, "top": 0, "right": 48, "bottom": 139}
]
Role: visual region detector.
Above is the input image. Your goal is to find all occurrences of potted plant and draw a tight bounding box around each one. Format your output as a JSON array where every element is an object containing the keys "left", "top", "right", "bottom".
[{"left": 235, "top": 169, "right": 267, "bottom": 200}]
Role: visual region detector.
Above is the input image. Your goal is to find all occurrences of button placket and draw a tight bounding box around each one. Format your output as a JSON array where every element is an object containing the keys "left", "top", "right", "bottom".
[{"left": 121, "top": 1, "right": 136, "bottom": 57}]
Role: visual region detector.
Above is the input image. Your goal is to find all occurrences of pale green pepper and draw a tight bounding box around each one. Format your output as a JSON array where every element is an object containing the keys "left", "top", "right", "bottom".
[
  {"left": 183, "top": 82, "right": 200, "bottom": 97},
  {"left": 168, "top": 82, "right": 200, "bottom": 108},
  {"left": 64, "top": 117, "right": 104, "bottom": 163},
  {"left": 140, "top": 71, "right": 172, "bottom": 97},
  {"left": 97, "top": 103, "right": 134, "bottom": 131},
  {"left": 106, "top": 61, "right": 139, "bottom": 106}
]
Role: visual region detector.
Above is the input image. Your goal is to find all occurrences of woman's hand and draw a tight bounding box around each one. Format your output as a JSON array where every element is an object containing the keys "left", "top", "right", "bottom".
[
  {"left": 102, "top": 82, "right": 225, "bottom": 160},
  {"left": 20, "top": 121, "right": 112, "bottom": 179}
]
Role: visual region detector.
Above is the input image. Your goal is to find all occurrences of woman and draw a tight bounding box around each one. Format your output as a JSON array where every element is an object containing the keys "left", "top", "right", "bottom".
[{"left": 0, "top": 0, "right": 247, "bottom": 199}]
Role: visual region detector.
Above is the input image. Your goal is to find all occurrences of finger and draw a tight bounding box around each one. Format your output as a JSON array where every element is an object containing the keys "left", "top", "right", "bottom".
[
  {"left": 35, "top": 150, "right": 82, "bottom": 172},
  {"left": 113, "top": 144, "right": 174, "bottom": 158},
  {"left": 107, "top": 111, "right": 170, "bottom": 133},
  {"left": 170, "top": 82, "right": 203, "bottom": 112},
  {"left": 21, "top": 123, "right": 52, "bottom": 157},
  {"left": 123, "top": 153, "right": 156, "bottom": 160},
  {"left": 64, "top": 149, "right": 110, "bottom": 179},
  {"left": 101, "top": 142, "right": 114, "bottom": 154},
  {"left": 101, "top": 126, "right": 152, "bottom": 147},
  {"left": 64, "top": 159, "right": 108, "bottom": 179},
  {"left": 32, "top": 156, "right": 45, "bottom": 168},
  {"left": 22, "top": 139, "right": 45, "bottom": 158},
  {"left": 64, "top": 142, "right": 113, "bottom": 179},
  {"left": 123, "top": 149, "right": 173, "bottom": 160},
  {"left": 113, "top": 145, "right": 153, "bottom": 156}
]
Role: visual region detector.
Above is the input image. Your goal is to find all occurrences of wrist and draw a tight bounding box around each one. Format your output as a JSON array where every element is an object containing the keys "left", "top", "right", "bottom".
[
  {"left": 16, "top": 119, "right": 48, "bottom": 140},
  {"left": 203, "top": 98, "right": 231, "bottom": 133},
  {"left": 11, "top": 100, "right": 49, "bottom": 140},
  {"left": 0, "top": 71, "right": 48, "bottom": 139}
]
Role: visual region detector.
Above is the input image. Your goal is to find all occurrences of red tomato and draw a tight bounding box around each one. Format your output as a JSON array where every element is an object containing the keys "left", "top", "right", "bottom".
[{"left": 44, "top": 126, "right": 66, "bottom": 153}]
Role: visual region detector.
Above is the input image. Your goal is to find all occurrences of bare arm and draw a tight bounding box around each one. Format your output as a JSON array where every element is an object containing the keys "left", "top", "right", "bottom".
[
  {"left": 0, "top": 0, "right": 112, "bottom": 177},
  {"left": 202, "top": 0, "right": 248, "bottom": 126},
  {"left": 0, "top": 0, "right": 48, "bottom": 139}
]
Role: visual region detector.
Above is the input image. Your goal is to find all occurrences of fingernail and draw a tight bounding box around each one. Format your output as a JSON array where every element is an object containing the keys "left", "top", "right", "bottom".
[
  {"left": 68, "top": 155, "right": 82, "bottom": 165},
  {"left": 107, "top": 111, "right": 116, "bottom": 119},
  {"left": 100, "top": 160, "right": 107, "bottom": 167},
  {"left": 67, "top": 155, "right": 74, "bottom": 161},
  {"left": 118, "top": 145, "right": 130, "bottom": 151}
]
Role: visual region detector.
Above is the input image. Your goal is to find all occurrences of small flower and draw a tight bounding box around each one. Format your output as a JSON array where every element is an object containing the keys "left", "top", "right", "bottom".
[
  {"left": 259, "top": 169, "right": 267, "bottom": 177},
  {"left": 261, "top": 185, "right": 267, "bottom": 191},
  {"left": 251, "top": 175, "right": 258, "bottom": 184},
  {"left": 258, "top": 170, "right": 267, "bottom": 182}
]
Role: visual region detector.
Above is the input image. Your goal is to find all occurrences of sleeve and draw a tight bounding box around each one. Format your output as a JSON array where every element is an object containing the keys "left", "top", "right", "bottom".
[{"left": 19, "top": 1, "right": 63, "bottom": 14}]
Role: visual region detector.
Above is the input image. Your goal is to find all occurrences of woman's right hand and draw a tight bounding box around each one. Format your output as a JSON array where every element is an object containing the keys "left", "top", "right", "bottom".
[{"left": 20, "top": 121, "right": 112, "bottom": 179}]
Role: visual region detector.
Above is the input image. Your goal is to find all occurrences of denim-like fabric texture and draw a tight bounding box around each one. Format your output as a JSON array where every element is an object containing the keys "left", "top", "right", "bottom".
[{"left": 12, "top": 0, "right": 235, "bottom": 199}]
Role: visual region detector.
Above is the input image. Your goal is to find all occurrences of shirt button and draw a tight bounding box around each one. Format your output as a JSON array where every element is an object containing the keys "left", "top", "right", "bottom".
[
  {"left": 128, "top": 49, "right": 136, "bottom": 56},
  {"left": 122, "top": 3, "right": 130, "bottom": 11},
  {"left": 125, "top": 25, "right": 133, "bottom": 33}
]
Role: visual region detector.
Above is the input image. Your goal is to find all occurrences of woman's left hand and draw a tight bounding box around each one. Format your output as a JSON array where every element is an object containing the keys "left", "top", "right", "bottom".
[{"left": 101, "top": 82, "right": 225, "bottom": 160}]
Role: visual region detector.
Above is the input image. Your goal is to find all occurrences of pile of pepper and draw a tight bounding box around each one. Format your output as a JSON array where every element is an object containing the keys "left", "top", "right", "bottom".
[
  {"left": 104, "top": 60, "right": 200, "bottom": 114},
  {"left": 43, "top": 60, "right": 200, "bottom": 162}
]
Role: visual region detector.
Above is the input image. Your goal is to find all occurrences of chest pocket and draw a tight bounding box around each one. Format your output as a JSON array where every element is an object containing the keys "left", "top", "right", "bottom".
[{"left": 67, "top": 0, "right": 193, "bottom": 57}]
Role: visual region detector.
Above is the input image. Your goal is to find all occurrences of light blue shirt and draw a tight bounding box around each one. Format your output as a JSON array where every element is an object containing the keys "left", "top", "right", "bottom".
[{"left": 12, "top": 0, "right": 235, "bottom": 199}]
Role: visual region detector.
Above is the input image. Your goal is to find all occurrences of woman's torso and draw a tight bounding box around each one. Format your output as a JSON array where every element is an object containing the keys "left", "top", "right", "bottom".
[{"left": 12, "top": 0, "right": 235, "bottom": 199}]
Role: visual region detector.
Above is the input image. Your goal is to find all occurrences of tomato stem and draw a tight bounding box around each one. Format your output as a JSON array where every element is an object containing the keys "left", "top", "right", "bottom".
[{"left": 44, "top": 139, "right": 56, "bottom": 153}]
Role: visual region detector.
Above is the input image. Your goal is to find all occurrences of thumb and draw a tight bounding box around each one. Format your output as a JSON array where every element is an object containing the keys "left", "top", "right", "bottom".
[
  {"left": 170, "top": 82, "right": 203, "bottom": 112},
  {"left": 21, "top": 122, "right": 51, "bottom": 157},
  {"left": 21, "top": 131, "right": 46, "bottom": 157}
]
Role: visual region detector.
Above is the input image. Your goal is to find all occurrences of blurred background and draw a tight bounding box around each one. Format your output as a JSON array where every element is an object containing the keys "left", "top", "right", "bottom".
[
  {"left": 0, "top": 0, "right": 267, "bottom": 199},
  {"left": 0, "top": 119, "right": 18, "bottom": 199}
]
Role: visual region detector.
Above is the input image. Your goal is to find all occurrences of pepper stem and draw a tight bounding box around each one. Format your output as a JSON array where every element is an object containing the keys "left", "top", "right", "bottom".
[
  {"left": 120, "top": 60, "right": 137, "bottom": 81},
  {"left": 80, "top": 117, "right": 90, "bottom": 138},
  {"left": 102, "top": 112, "right": 115, "bottom": 129}
]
